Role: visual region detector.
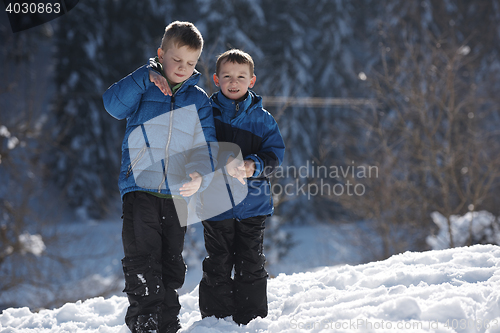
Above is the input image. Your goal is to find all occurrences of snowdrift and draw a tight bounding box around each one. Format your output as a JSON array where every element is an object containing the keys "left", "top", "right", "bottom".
[{"left": 1, "top": 244, "right": 500, "bottom": 333}]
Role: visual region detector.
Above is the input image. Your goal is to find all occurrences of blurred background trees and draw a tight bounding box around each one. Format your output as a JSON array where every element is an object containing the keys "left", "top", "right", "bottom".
[{"left": 327, "top": 0, "right": 500, "bottom": 259}]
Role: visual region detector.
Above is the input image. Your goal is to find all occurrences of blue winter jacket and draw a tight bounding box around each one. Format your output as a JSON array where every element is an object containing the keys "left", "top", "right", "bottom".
[
  {"left": 205, "top": 91, "right": 285, "bottom": 220},
  {"left": 102, "top": 64, "right": 217, "bottom": 200}
]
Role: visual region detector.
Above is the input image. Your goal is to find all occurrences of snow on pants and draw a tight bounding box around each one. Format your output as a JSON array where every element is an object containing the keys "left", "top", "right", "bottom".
[
  {"left": 199, "top": 216, "right": 268, "bottom": 325},
  {"left": 121, "top": 191, "right": 187, "bottom": 332}
]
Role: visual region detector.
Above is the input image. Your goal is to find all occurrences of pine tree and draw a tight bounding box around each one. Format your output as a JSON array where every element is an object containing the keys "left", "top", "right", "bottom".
[{"left": 49, "top": 0, "right": 169, "bottom": 218}]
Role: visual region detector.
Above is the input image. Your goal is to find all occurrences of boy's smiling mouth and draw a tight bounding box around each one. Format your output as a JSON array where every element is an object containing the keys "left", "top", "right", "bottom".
[{"left": 228, "top": 88, "right": 239, "bottom": 93}]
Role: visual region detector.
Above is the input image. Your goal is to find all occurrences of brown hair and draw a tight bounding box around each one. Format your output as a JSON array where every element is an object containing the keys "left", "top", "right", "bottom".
[
  {"left": 216, "top": 49, "right": 254, "bottom": 76},
  {"left": 160, "top": 21, "right": 203, "bottom": 52}
]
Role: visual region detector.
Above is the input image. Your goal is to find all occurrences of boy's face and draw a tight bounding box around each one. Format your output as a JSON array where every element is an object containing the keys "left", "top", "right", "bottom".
[
  {"left": 214, "top": 60, "right": 256, "bottom": 101},
  {"left": 157, "top": 44, "right": 201, "bottom": 85}
]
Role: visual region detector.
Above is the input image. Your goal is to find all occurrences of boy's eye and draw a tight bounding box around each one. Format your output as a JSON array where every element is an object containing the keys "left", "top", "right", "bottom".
[{"left": 173, "top": 59, "right": 180, "bottom": 62}]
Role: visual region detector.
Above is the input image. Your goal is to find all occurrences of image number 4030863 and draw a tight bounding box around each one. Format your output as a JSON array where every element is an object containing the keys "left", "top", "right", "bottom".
[{"left": 3, "top": 0, "right": 79, "bottom": 33}]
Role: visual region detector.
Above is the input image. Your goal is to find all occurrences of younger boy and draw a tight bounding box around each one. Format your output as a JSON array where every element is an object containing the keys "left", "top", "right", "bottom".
[
  {"left": 102, "top": 21, "right": 216, "bottom": 333},
  {"left": 199, "top": 49, "right": 285, "bottom": 325}
]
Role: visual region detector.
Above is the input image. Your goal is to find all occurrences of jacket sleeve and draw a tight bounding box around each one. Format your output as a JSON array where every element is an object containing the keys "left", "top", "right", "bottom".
[
  {"left": 246, "top": 114, "right": 285, "bottom": 178},
  {"left": 102, "top": 65, "right": 153, "bottom": 120}
]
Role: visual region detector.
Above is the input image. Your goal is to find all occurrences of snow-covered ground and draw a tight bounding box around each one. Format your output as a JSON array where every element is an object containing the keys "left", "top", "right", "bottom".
[
  {"left": 0, "top": 216, "right": 367, "bottom": 312},
  {"left": 2, "top": 244, "right": 500, "bottom": 333},
  {"left": 184, "top": 221, "right": 371, "bottom": 295}
]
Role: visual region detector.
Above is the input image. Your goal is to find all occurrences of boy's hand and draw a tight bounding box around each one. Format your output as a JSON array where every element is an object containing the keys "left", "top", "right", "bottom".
[
  {"left": 226, "top": 156, "right": 246, "bottom": 185},
  {"left": 180, "top": 172, "right": 202, "bottom": 197},
  {"left": 244, "top": 160, "right": 256, "bottom": 178},
  {"left": 149, "top": 70, "right": 172, "bottom": 96}
]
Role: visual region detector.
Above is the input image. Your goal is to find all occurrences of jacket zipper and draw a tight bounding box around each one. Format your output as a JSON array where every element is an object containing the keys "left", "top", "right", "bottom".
[
  {"left": 157, "top": 80, "right": 187, "bottom": 192},
  {"left": 126, "top": 145, "right": 147, "bottom": 178},
  {"left": 158, "top": 97, "right": 175, "bottom": 192}
]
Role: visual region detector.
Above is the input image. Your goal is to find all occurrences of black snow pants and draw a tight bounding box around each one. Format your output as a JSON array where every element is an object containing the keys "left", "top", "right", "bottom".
[
  {"left": 121, "top": 191, "right": 187, "bottom": 333},
  {"left": 199, "top": 216, "right": 268, "bottom": 325}
]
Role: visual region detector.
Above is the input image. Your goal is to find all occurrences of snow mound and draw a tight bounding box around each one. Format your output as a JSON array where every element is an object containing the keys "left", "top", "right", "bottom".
[{"left": 2, "top": 244, "right": 500, "bottom": 333}]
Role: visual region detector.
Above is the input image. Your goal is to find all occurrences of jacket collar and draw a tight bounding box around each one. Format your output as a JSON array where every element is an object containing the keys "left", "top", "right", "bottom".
[
  {"left": 150, "top": 56, "right": 201, "bottom": 92},
  {"left": 174, "top": 70, "right": 201, "bottom": 95},
  {"left": 213, "top": 90, "right": 260, "bottom": 115}
]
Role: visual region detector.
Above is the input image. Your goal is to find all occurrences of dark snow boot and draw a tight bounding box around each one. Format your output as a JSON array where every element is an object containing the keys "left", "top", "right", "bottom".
[
  {"left": 161, "top": 317, "right": 181, "bottom": 333},
  {"left": 131, "top": 313, "right": 160, "bottom": 333}
]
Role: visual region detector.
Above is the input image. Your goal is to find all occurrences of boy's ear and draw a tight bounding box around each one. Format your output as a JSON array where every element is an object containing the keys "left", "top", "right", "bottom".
[
  {"left": 157, "top": 48, "right": 164, "bottom": 61},
  {"left": 249, "top": 75, "right": 257, "bottom": 88},
  {"left": 213, "top": 73, "right": 220, "bottom": 87}
]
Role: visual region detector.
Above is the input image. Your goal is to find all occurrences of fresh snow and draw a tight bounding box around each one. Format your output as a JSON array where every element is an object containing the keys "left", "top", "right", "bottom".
[
  {"left": 18, "top": 233, "right": 46, "bottom": 256},
  {"left": 428, "top": 211, "right": 500, "bottom": 250},
  {"left": 2, "top": 244, "right": 500, "bottom": 333}
]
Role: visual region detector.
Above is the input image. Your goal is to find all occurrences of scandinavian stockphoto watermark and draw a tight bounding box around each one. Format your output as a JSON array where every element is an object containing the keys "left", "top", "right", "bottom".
[
  {"left": 127, "top": 105, "right": 378, "bottom": 225},
  {"left": 266, "top": 160, "right": 379, "bottom": 200},
  {"left": 289, "top": 317, "right": 500, "bottom": 331}
]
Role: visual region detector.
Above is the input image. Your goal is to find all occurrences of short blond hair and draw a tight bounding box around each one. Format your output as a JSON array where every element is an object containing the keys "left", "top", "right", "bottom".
[
  {"left": 160, "top": 21, "right": 203, "bottom": 52},
  {"left": 216, "top": 49, "right": 254, "bottom": 76}
]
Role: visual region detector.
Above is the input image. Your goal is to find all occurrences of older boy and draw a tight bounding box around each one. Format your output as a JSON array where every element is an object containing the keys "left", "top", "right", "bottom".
[
  {"left": 102, "top": 21, "right": 216, "bottom": 333},
  {"left": 199, "top": 49, "right": 285, "bottom": 325}
]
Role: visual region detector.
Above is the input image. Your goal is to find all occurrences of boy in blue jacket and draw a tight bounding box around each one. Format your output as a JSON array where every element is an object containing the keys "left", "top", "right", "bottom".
[
  {"left": 199, "top": 49, "right": 285, "bottom": 325},
  {"left": 102, "top": 21, "right": 216, "bottom": 333}
]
